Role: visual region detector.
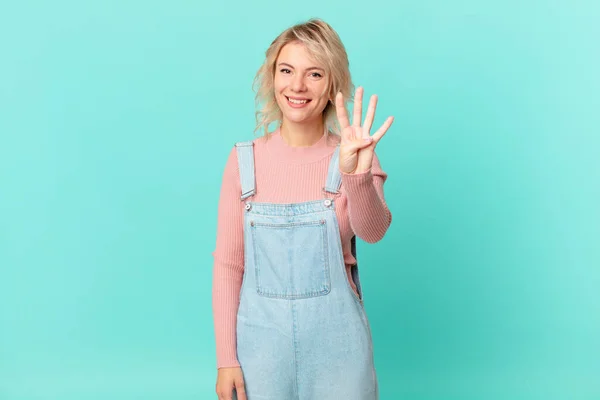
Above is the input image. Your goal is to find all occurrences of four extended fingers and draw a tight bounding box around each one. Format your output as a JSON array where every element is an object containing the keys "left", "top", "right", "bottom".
[{"left": 337, "top": 87, "right": 393, "bottom": 143}]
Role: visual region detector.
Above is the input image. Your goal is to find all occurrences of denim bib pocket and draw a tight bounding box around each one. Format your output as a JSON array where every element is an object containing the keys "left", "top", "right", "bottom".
[{"left": 250, "top": 218, "right": 331, "bottom": 299}]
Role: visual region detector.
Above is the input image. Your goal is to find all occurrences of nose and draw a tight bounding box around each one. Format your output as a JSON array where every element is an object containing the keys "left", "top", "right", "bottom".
[{"left": 291, "top": 73, "right": 306, "bottom": 93}]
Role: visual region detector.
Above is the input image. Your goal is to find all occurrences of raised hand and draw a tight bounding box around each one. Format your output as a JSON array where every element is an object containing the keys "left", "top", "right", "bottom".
[{"left": 335, "top": 87, "right": 394, "bottom": 174}]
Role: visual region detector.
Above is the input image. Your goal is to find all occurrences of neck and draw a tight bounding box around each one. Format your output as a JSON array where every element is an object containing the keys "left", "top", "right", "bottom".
[{"left": 280, "top": 118, "right": 325, "bottom": 147}]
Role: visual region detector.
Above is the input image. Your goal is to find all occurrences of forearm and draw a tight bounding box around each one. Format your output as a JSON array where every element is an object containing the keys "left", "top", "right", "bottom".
[
  {"left": 212, "top": 258, "right": 243, "bottom": 368},
  {"left": 342, "top": 169, "right": 391, "bottom": 243}
]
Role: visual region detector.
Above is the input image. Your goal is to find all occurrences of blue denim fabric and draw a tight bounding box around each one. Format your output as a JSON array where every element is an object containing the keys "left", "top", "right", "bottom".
[{"left": 233, "top": 142, "right": 378, "bottom": 400}]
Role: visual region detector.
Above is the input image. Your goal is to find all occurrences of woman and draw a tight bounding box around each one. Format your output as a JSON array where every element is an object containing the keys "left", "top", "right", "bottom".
[{"left": 212, "top": 18, "right": 394, "bottom": 400}]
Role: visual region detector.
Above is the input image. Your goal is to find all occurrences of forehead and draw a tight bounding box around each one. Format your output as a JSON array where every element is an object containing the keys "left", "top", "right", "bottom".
[{"left": 277, "top": 42, "right": 323, "bottom": 69}]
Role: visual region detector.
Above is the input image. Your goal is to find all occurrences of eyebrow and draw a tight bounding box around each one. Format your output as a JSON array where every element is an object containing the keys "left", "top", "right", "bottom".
[{"left": 277, "top": 62, "right": 324, "bottom": 71}]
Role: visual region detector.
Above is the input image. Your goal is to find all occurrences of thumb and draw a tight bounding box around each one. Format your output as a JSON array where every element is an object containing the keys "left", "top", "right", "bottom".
[
  {"left": 344, "top": 137, "right": 373, "bottom": 154},
  {"left": 357, "top": 137, "right": 374, "bottom": 150}
]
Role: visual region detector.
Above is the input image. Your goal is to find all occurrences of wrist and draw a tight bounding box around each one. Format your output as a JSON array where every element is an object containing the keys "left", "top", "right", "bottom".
[{"left": 341, "top": 167, "right": 371, "bottom": 176}]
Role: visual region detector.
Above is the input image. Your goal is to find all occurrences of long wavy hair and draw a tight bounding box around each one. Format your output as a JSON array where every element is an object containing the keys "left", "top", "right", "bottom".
[{"left": 253, "top": 18, "right": 354, "bottom": 137}]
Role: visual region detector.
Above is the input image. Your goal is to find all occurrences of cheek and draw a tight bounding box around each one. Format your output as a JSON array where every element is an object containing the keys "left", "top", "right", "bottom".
[
  {"left": 272, "top": 81, "right": 284, "bottom": 102},
  {"left": 311, "top": 83, "right": 329, "bottom": 108},
  {"left": 312, "top": 81, "right": 328, "bottom": 99},
  {"left": 273, "top": 74, "right": 288, "bottom": 92},
  {"left": 273, "top": 87, "right": 287, "bottom": 109}
]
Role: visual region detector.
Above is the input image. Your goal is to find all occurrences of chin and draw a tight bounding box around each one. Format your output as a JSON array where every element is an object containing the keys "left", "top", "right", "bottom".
[{"left": 283, "top": 113, "right": 317, "bottom": 124}]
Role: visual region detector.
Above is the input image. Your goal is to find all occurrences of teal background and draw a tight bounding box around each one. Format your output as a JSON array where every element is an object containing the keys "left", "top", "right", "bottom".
[{"left": 1, "top": 0, "right": 599, "bottom": 399}]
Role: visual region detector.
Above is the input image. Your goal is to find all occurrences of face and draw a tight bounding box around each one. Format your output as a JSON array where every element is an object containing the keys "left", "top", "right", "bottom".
[{"left": 273, "top": 42, "right": 329, "bottom": 126}]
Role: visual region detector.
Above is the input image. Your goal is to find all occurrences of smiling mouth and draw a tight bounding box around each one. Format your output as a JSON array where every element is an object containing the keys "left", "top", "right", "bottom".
[{"left": 286, "top": 96, "right": 311, "bottom": 105}]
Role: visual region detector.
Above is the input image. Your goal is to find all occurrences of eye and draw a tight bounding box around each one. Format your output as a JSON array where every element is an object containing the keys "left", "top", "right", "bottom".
[
  {"left": 280, "top": 68, "right": 291, "bottom": 74},
  {"left": 311, "top": 72, "right": 323, "bottom": 78}
]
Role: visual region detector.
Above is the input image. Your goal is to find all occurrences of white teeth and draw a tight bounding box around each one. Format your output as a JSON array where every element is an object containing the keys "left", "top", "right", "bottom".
[{"left": 288, "top": 97, "right": 308, "bottom": 104}]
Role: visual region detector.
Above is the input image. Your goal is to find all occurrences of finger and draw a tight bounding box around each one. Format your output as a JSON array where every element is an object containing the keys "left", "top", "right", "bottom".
[
  {"left": 352, "top": 86, "right": 363, "bottom": 127},
  {"left": 359, "top": 137, "right": 374, "bottom": 149},
  {"left": 363, "top": 94, "right": 378, "bottom": 136},
  {"left": 217, "top": 386, "right": 232, "bottom": 400},
  {"left": 335, "top": 91, "right": 350, "bottom": 129},
  {"left": 235, "top": 379, "right": 247, "bottom": 400},
  {"left": 220, "top": 390, "right": 232, "bottom": 400},
  {"left": 372, "top": 116, "right": 394, "bottom": 143},
  {"left": 345, "top": 137, "right": 373, "bottom": 154}
]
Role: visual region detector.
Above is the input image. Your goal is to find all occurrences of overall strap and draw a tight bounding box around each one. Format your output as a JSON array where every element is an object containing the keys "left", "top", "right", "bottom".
[
  {"left": 234, "top": 141, "right": 256, "bottom": 200},
  {"left": 324, "top": 145, "right": 358, "bottom": 261},
  {"left": 323, "top": 145, "right": 342, "bottom": 194}
]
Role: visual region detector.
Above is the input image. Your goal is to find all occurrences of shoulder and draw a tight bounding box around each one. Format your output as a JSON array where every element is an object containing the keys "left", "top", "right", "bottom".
[
  {"left": 232, "top": 133, "right": 270, "bottom": 150},
  {"left": 225, "top": 134, "right": 269, "bottom": 170}
]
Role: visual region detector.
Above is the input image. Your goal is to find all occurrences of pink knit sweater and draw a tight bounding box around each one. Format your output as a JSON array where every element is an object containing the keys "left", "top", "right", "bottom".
[{"left": 211, "top": 129, "right": 392, "bottom": 368}]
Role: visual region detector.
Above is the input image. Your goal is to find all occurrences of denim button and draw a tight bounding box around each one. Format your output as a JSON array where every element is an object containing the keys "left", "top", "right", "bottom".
[
  {"left": 245, "top": 203, "right": 252, "bottom": 211},
  {"left": 324, "top": 199, "right": 332, "bottom": 207}
]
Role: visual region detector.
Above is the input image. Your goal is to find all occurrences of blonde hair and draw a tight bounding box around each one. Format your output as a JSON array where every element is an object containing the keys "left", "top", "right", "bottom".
[{"left": 253, "top": 18, "right": 354, "bottom": 137}]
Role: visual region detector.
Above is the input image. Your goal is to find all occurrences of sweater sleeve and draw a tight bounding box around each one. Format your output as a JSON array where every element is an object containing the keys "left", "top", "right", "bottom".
[
  {"left": 211, "top": 147, "right": 244, "bottom": 369},
  {"left": 340, "top": 151, "right": 392, "bottom": 243}
]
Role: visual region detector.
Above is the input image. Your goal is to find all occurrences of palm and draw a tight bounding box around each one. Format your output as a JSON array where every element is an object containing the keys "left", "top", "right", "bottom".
[
  {"left": 335, "top": 87, "right": 394, "bottom": 174},
  {"left": 339, "top": 124, "right": 374, "bottom": 174}
]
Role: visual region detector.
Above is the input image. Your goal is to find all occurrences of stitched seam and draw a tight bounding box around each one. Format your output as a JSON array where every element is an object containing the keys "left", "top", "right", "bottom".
[
  {"left": 291, "top": 301, "right": 300, "bottom": 400},
  {"left": 253, "top": 220, "right": 324, "bottom": 228},
  {"left": 252, "top": 222, "right": 331, "bottom": 299}
]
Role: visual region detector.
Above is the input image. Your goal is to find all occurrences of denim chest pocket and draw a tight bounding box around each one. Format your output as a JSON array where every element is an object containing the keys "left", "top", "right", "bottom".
[{"left": 250, "top": 218, "right": 331, "bottom": 299}]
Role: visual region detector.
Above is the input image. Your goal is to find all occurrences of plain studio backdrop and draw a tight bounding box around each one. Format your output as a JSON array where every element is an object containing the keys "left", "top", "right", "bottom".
[{"left": 1, "top": 1, "right": 599, "bottom": 399}]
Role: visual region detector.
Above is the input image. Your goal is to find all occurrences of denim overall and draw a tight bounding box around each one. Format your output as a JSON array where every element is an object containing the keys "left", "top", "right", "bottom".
[{"left": 234, "top": 141, "right": 378, "bottom": 400}]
